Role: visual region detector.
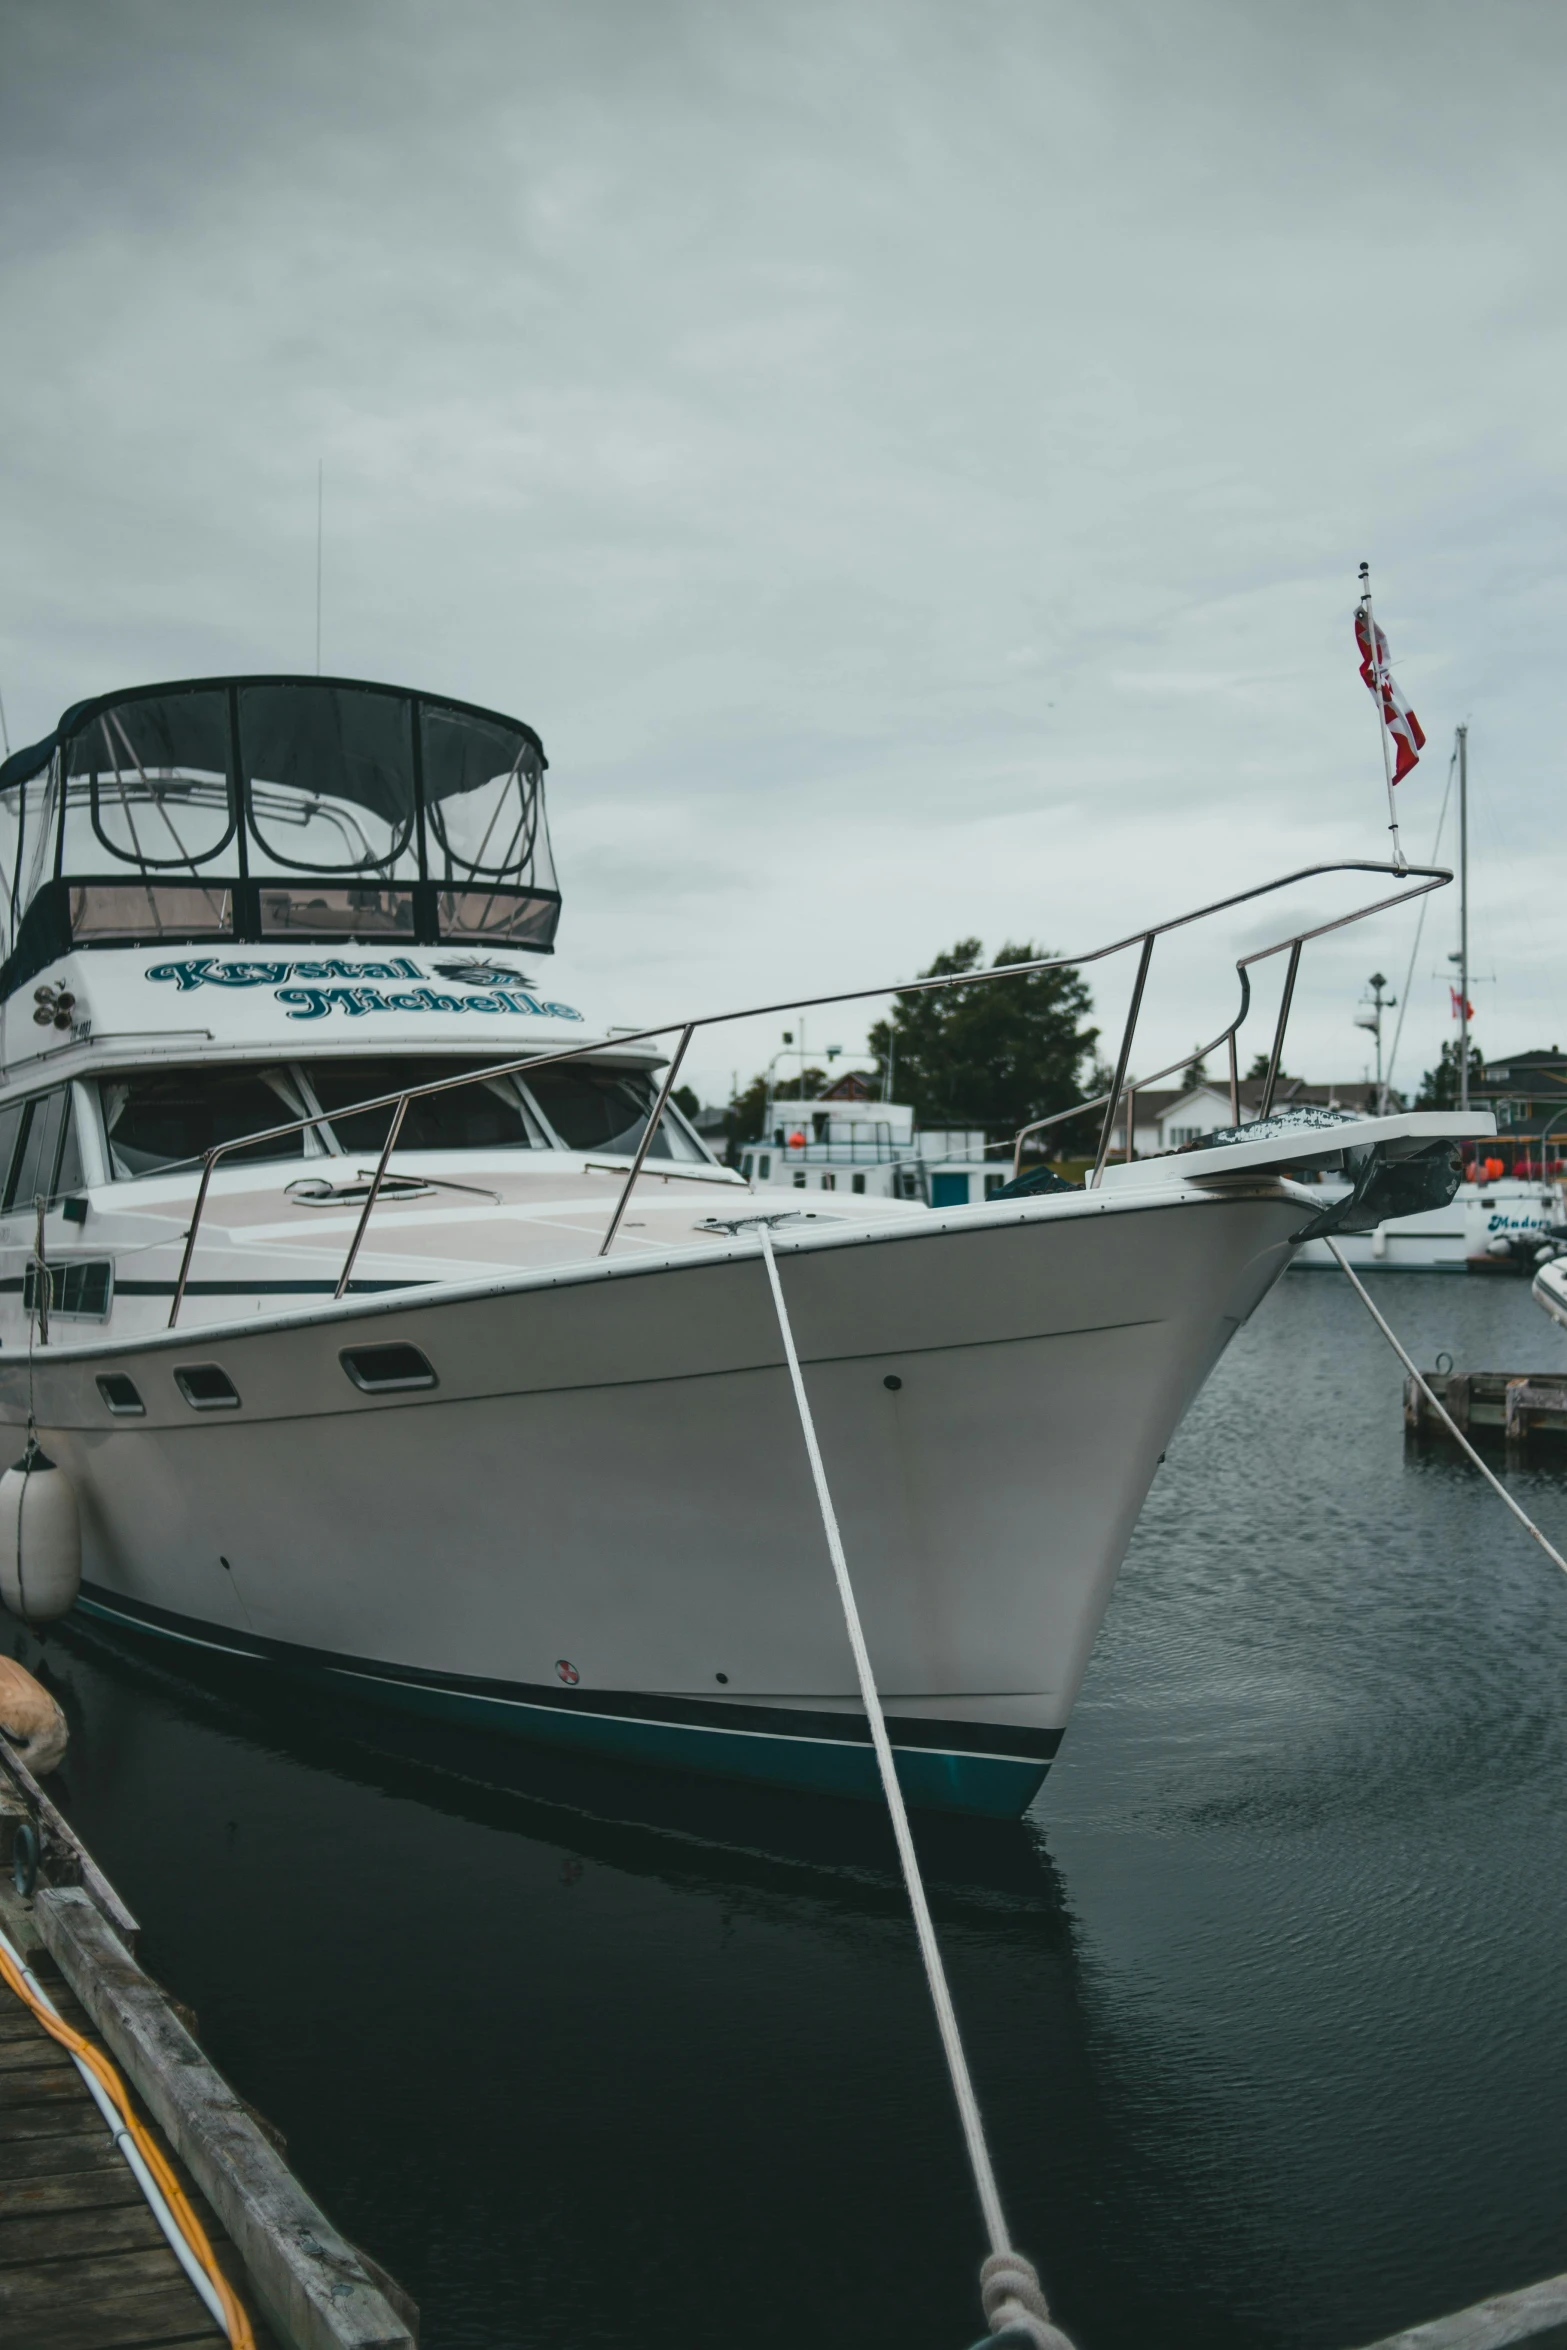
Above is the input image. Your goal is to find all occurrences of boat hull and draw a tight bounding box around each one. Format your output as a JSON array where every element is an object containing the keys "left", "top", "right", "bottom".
[{"left": 2, "top": 1187, "right": 1303, "bottom": 1815}]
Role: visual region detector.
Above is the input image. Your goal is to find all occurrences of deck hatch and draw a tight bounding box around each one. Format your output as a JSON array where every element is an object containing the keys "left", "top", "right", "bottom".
[
  {"left": 174, "top": 1364, "right": 241, "bottom": 1410},
  {"left": 96, "top": 1374, "right": 145, "bottom": 1417},
  {"left": 340, "top": 1343, "right": 437, "bottom": 1393}
]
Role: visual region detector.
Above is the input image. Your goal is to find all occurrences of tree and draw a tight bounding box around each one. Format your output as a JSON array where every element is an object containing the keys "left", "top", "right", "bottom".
[
  {"left": 1416, "top": 1037, "right": 1484, "bottom": 1109},
  {"left": 1181, "top": 1049, "right": 1210, "bottom": 1090},
  {"left": 673, "top": 1084, "right": 700, "bottom": 1120},
  {"left": 865, "top": 940, "right": 1098, "bottom": 1142},
  {"left": 1244, "top": 1050, "right": 1294, "bottom": 1083}
]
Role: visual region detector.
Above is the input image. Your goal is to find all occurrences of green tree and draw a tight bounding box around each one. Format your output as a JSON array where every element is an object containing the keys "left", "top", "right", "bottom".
[
  {"left": 1181, "top": 1049, "right": 1210, "bottom": 1089},
  {"left": 1244, "top": 1050, "right": 1294, "bottom": 1083},
  {"left": 673, "top": 1084, "right": 700, "bottom": 1120},
  {"left": 865, "top": 940, "right": 1097, "bottom": 1142},
  {"left": 1416, "top": 1037, "right": 1484, "bottom": 1109}
]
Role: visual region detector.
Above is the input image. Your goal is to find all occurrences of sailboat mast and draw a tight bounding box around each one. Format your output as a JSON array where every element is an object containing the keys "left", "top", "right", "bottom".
[{"left": 1457, "top": 722, "right": 1469, "bottom": 1115}]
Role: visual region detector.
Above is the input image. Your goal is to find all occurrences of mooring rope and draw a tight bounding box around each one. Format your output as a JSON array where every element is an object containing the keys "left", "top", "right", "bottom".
[
  {"left": 1327, "top": 1239, "right": 1567, "bottom": 1576},
  {"left": 0, "top": 1917, "right": 255, "bottom": 2347},
  {"left": 754, "top": 1224, "right": 1073, "bottom": 2349}
]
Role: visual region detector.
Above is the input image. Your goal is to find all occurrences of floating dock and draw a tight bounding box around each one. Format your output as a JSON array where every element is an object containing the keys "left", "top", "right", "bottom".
[
  {"left": 0, "top": 1732, "right": 417, "bottom": 2350},
  {"left": 1404, "top": 1369, "right": 1567, "bottom": 1451}
]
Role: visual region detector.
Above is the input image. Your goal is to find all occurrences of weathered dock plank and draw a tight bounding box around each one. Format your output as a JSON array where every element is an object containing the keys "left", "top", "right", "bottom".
[{"left": 1347, "top": 2269, "right": 1567, "bottom": 2348}]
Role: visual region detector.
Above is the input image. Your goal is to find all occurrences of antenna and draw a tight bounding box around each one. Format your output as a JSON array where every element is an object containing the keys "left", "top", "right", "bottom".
[{"left": 315, "top": 460, "right": 323, "bottom": 675}]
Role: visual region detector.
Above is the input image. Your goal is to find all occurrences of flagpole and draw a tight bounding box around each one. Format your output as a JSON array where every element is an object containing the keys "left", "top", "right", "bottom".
[
  {"left": 1358, "top": 560, "right": 1406, "bottom": 875},
  {"left": 1457, "top": 721, "right": 1469, "bottom": 1114}
]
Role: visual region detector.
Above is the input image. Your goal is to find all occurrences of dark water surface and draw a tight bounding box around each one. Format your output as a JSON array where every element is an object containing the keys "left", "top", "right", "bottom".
[{"left": 16, "top": 1271, "right": 1567, "bottom": 2350}]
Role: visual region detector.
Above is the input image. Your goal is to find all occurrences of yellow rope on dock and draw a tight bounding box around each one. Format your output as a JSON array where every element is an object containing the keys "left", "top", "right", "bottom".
[{"left": 0, "top": 1931, "right": 256, "bottom": 2348}]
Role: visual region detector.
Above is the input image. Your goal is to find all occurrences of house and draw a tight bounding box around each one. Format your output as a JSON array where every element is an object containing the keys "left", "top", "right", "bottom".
[
  {"left": 1105, "top": 1076, "right": 1397, "bottom": 1158},
  {"left": 1470, "top": 1050, "right": 1567, "bottom": 1175}
]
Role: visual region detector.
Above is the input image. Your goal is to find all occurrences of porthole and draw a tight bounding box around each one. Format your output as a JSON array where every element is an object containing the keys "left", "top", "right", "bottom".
[
  {"left": 174, "top": 1365, "right": 240, "bottom": 1411},
  {"left": 340, "top": 1342, "right": 437, "bottom": 1394},
  {"left": 96, "top": 1373, "right": 145, "bottom": 1417}
]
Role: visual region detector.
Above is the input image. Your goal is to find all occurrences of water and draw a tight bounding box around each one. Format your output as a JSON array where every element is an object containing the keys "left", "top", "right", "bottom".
[{"left": 14, "top": 1271, "right": 1567, "bottom": 2350}]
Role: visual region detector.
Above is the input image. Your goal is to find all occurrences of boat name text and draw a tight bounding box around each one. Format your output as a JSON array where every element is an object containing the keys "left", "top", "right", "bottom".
[{"left": 146, "top": 958, "right": 582, "bottom": 1022}]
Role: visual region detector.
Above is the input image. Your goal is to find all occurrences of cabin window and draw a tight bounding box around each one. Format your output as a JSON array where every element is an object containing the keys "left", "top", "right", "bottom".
[
  {"left": 100, "top": 1067, "right": 309, "bottom": 1176},
  {"left": 340, "top": 1343, "right": 437, "bottom": 1392},
  {"left": 303, "top": 1057, "right": 543, "bottom": 1155},
  {"left": 523, "top": 1067, "right": 705, "bottom": 1160},
  {"left": 26, "top": 1258, "right": 112, "bottom": 1320},
  {"left": 174, "top": 1364, "right": 240, "bottom": 1409},
  {"left": 0, "top": 1087, "right": 82, "bottom": 1212},
  {"left": 852, "top": 1172, "right": 865, "bottom": 1194},
  {"left": 96, "top": 1373, "right": 145, "bottom": 1416}
]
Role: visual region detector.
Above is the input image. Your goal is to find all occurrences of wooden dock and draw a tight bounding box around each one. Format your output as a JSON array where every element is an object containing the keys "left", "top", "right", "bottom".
[
  {"left": 1349, "top": 2268, "right": 1567, "bottom": 2348},
  {"left": 1404, "top": 1369, "right": 1567, "bottom": 1451},
  {"left": 0, "top": 1736, "right": 417, "bottom": 2350},
  {"left": 0, "top": 1890, "right": 286, "bottom": 2350}
]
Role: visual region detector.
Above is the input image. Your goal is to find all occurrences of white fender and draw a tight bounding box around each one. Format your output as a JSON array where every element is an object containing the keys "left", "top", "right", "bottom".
[
  {"left": 0, "top": 1447, "right": 82, "bottom": 1627},
  {"left": 0, "top": 1654, "right": 68, "bottom": 1773}
]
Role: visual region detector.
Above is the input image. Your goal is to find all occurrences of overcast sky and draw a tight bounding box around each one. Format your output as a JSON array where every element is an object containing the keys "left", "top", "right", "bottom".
[{"left": 3, "top": 0, "right": 1565, "bottom": 1103}]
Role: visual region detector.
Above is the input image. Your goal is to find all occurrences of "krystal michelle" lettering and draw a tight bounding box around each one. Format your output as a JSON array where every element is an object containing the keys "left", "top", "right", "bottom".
[{"left": 145, "top": 958, "right": 583, "bottom": 1022}]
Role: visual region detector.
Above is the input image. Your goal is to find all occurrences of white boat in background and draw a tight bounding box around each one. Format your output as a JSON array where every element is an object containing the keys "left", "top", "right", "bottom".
[
  {"left": 737, "top": 1088, "right": 1006, "bottom": 1208},
  {"left": 0, "top": 676, "right": 1490, "bottom": 1815},
  {"left": 1291, "top": 1171, "right": 1563, "bottom": 1272}
]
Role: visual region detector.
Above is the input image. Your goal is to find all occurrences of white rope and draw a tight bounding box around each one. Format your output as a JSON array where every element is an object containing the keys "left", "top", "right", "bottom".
[
  {"left": 1327, "top": 1240, "right": 1567, "bottom": 1576},
  {"left": 753, "top": 1224, "right": 1073, "bottom": 2349}
]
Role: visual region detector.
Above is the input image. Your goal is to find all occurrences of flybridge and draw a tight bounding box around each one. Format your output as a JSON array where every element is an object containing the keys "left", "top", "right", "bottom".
[{"left": 0, "top": 673, "right": 561, "bottom": 998}]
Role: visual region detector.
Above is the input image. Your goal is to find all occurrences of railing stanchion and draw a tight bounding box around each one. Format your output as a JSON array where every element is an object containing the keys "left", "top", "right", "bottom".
[
  {"left": 335, "top": 1096, "right": 410, "bottom": 1301},
  {"left": 1228, "top": 1031, "right": 1240, "bottom": 1124},
  {"left": 168, "top": 1151, "right": 222, "bottom": 1330},
  {"left": 1091, "top": 932, "right": 1154, "bottom": 1189},
  {"left": 600, "top": 1026, "right": 694, "bottom": 1259},
  {"left": 1259, "top": 938, "right": 1303, "bottom": 1120}
]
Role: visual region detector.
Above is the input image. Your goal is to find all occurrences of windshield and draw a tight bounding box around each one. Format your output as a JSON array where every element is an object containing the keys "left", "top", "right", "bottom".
[
  {"left": 524, "top": 1066, "right": 705, "bottom": 1159},
  {"left": 93, "top": 1055, "right": 707, "bottom": 1175},
  {"left": 101, "top": 1066, "right": 310, "bottom": 1176},
  {"left": 304, "top": 1058, "right": 545, "bottom": 1155}
]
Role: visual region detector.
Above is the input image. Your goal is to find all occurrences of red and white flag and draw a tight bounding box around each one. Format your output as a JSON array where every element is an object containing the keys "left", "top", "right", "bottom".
[
  {"left": 1450, "top": 985, "right": 1474, "bottom": 1022},
  {"left": 1355, "top": 606, "right": 1426, "bottom": 781}
]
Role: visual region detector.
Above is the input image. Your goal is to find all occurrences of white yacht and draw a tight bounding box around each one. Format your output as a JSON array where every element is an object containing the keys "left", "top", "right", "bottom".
[{"left": 0, "top": 676, "right": 1489, "bottom": 1815}]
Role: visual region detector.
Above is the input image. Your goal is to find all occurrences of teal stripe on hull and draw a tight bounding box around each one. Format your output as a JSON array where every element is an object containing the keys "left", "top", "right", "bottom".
[
  {"left": 76, "top": 1594, "right": 1050, "bottom": 1820},
  {"left": 330, "top": 1666, "right": 1050, "bottom": 1818}
]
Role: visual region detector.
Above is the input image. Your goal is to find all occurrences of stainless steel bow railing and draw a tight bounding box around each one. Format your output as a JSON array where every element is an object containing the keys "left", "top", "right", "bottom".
[{"left": 163, "top": 858, "right": 1450, "bottom": 1327}]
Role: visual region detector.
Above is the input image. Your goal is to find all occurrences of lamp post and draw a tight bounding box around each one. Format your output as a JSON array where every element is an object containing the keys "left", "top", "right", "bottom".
[{"left": 1356, "top": 972, "right": 1397, "bottom": 1115}]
